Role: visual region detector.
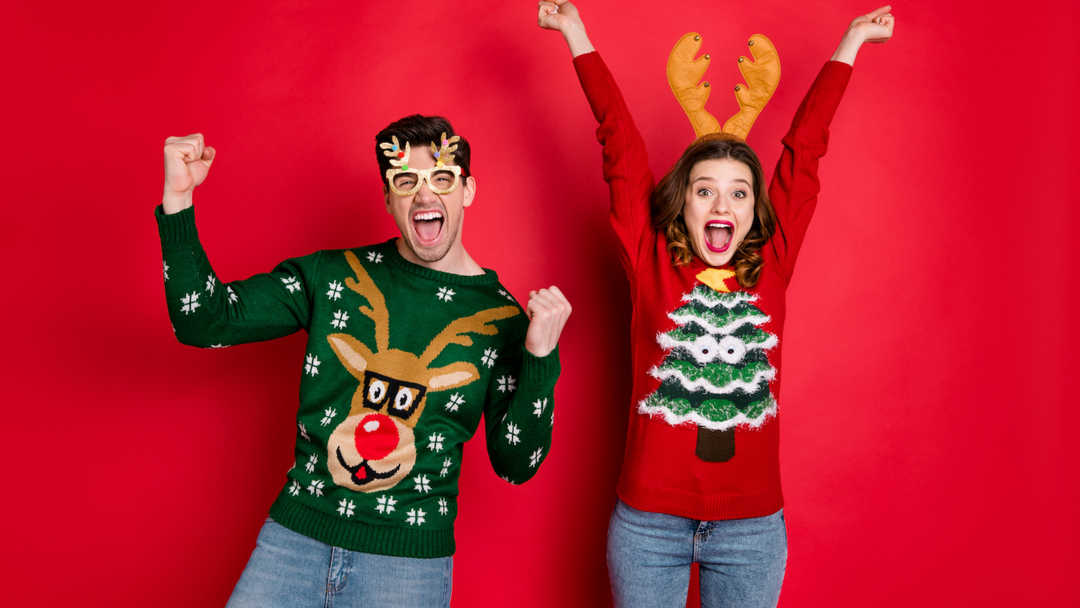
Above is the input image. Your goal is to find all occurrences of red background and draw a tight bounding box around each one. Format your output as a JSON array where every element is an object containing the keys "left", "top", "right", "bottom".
[{"left": 3, "top": 1, "right": 1078, "bottom": 606}]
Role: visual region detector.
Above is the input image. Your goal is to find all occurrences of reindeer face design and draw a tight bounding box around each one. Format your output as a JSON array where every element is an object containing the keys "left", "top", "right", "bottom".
[{"left": 326, "top": 251, "right": 518, "bottom": 493}]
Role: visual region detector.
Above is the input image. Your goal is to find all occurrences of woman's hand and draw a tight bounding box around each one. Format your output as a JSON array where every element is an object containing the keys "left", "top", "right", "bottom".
[
  {"left": 848, "top": 5, "right": 895, "bottom": 44},
  {"left": 537, "top": 0, "right": 579, "bottom": 33},
  {"left": 538, "top": 1, "right": 595, "bottom": 58},
  {"left": 831, "top": 5, "right": 895, "bottom": 65}
]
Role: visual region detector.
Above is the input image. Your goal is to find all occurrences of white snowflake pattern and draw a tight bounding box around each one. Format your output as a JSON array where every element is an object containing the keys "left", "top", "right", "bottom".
[
  {"left": 481, "top": 348, "right": 498, "bottom": 368},
  {"left": 209, "top": 344, "right": 229, "bottom": 349},
  {"left": 331, "top": 310, "right": 350, "bottom": 329},
  {"left": 438, "top": 498, "right": 448, "bottom": 516},
  {"left": 307, "top": 479, "right": 325, "bottom": 496},
  {"left": 162, "top": 260, "right": 169, "bottom": 281},
  {"left": 437, "top": 287, "right": 456, "bottom": 302},
  {"left": 376, "top": 495, "right": 398, "bottom": 514},
  {"left": 551, "top": 411, "right": 555, "bottom": 427},
  {"left": 320, "top": 407, "right": 337, "bottom": 426},
  {"left": 367, "top": 251, "right": 384, "bottom": 263},
  {"left": 500, "top": 474, "right": 518, "bottom": 486},
  {"left": 205, "top": 274, "right": 216, "bottom": 296},
  {"left": 529, "top": 447, "right": 544, "bottom": 468},
  {"left": 337, "top": 498, "right": 356, "bottom": 517},
  {"left": 414, "top": 475, "right": 431, "bottom": 493},
  {"left": 533, "top": 398, "right": 548, "bottom": 417},
  {"left": 427, "top": 433, "right": 444, "bottom": 452},
  {"left": 227, "top": 286, "right": 237, "bottom": 304},
  {"left": 180, "top": 292, "right": 200, "bottom": 315},
  {"left": 440, "top": 457, "right": 452, "bottom": 477},
  {"left": 497, "top": 376, "right": 517, "bottom": 393},
  {"left": 281, "top": 276, "right": 302, "bottom": 293},
  {"left": 288, "top": 480, "right": 300, "bottom": 496},
  {"left": 327, "top": 280, "right": 344, "bottom": 301},
  {"left": 298, "top": 422, "right": 310, "bottom": 441},
  {"left": 497, "top": 288, "right": 515, "bottom": 302},
  {"left": 445, "top": 393, "right": 465, "bottom": 412},
  {"left": 305, "top": 354, "right": 321, "bottom": 376},
  {"left": 407, "top": 508, "right": 427, "bottom": 526},
  {"left": 305, "top": 454, "right": 317, "bottom": 473},
  {"left": 505, "top": 422, "right": 521, "bottom": 445}
]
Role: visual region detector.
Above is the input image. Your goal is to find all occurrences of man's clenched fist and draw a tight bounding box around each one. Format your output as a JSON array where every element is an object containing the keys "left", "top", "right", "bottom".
[{"left": 162, "top": 133, "right": 215, "bottom": 214}]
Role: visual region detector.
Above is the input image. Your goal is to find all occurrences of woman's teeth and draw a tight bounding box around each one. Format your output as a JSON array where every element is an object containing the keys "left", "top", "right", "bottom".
[{"left": 706, "top": 224, "right": 732, "bottom": 249}]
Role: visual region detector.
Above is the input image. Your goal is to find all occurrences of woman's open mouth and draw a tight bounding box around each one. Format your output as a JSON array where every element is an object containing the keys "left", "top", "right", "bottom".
[
  {"left": 412, "top": 209, "right": 445, "bottom": 247},
  {"left": 704, "top": 220, "right": 734, "bottom": 253}
]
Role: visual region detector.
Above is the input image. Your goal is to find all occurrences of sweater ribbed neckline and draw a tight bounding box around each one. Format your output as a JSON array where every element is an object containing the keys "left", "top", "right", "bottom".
[{"left": 378, "top": 239, "right": 501, "bottom": 287}]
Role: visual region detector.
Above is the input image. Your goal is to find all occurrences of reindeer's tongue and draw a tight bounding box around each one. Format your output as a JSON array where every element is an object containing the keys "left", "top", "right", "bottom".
[
  {"left": 415, "top": 217, "right": 443, "bottom": 242},
  {"left": 706, "top": 225, "right": 732, "bottom": 249}
]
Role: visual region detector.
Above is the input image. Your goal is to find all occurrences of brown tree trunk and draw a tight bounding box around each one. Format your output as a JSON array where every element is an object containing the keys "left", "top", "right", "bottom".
[{"left": 695, "top": 426, "right": 735, "bottom": 462}]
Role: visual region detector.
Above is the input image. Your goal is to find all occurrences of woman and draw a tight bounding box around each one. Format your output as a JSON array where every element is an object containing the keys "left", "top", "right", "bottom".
[{"left": 538, "top": 2, "right": 894, "bottom": 606}]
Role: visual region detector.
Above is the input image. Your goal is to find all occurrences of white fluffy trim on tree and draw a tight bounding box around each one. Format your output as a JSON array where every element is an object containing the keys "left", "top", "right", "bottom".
[
  {"left": 682, "top": 288, "right": 758, "bottom": 309},
  {"left": 648, "top": 364, "right": 776, "bottom": 395},
  {"left": 668, "top": 309, "right": 771, "bottom": 336},
  {"left": 638, "top": 395, "right": 778, "bottom": 431}
]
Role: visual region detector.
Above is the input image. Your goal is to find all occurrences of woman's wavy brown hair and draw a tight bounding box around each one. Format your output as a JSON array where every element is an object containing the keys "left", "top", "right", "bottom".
[{"left": 650, "top": 133, "right": 782, "bottom": 288}]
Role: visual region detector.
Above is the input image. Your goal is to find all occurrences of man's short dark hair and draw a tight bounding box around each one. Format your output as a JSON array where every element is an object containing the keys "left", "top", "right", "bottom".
[{"left": 375, "top": 115, "right": 472, "bottom": 185}]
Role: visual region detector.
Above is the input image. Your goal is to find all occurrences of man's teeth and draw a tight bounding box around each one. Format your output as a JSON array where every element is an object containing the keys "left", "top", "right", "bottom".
[{"left": 415, "top": 211, "right": 443, "bottom": 221}]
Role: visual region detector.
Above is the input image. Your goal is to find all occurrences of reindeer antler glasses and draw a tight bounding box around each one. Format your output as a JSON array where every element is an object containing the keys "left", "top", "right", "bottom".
[{"left": 380, "top": 133, "right": 464, "bottom": 196}]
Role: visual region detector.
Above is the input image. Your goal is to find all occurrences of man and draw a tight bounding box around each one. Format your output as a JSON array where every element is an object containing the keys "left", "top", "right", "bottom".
[{"left": 157, "top": 115, "right": 571, "bottom": 607}]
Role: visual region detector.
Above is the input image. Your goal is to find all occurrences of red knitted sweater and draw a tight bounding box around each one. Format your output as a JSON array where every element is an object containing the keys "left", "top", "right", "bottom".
[{"left": 574, "top": 52, "right": 852, "bottom": 520}]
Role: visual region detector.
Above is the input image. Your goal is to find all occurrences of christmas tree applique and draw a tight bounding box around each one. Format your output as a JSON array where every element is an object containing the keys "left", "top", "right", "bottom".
[{"left": 640, "top": 268, "right": 778, "bottom": 462}]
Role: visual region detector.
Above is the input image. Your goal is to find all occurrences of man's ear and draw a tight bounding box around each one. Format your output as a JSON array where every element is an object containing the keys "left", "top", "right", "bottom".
[
  {"left": 462, "top": 175, "right": 476, "bottom": 208},
  {"left": 383, "top": 184, "right": 391, "bottom": 214}
]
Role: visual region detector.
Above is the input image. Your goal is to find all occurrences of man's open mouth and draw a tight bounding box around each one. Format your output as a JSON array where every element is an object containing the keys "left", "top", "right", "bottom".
[
  {"left": 337, "top": 447, "right": 400, "bottom": 486},
  {"left": 412, "top": 209, "right": 445, "bottom": 246},
  {"left": 705, "top": 221, "right": 734, "bottom": 253}
]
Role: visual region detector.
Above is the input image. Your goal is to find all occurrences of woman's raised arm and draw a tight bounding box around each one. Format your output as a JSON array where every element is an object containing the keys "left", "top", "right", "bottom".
[
  {"left": 770, "top": 6, "right": 896, "bottom": 279},
  {"left": 537, "top": 1, "right": 658, "bottom": 276}
]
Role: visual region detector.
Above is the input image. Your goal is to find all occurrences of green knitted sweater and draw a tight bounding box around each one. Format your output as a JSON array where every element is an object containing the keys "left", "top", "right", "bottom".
[{"left": 157, "top": 206, "right": 560, "bottom": 558}]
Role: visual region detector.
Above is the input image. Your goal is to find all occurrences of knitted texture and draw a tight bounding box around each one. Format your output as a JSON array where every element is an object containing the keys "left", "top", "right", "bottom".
[
  {"left": 157, "top": 207, "right": 560, "bottom": 557},
  {"left": 574, "top": 52, "right": 850, "bottom": 520}
]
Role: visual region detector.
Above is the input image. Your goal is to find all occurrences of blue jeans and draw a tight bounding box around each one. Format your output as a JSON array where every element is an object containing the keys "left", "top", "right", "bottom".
[
  {"left": 226, "top": 519, "right": 453, "bottom": 608},
  {"left": 607, "top": 499, "right": 787, "bottom": 608}
]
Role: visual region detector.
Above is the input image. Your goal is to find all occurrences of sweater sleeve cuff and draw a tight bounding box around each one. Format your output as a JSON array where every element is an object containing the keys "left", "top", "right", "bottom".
[
  {"left": 572, "top": 50, "right": 607, "bottom": 82},
  {"left": 155, "top": 204, "right": 201, "bottom": 244},
  {"left": 519, "top": 344, "right": 561, "bottom": 390}
]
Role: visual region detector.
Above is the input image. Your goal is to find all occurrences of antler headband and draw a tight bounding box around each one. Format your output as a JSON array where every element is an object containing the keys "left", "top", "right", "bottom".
[{"left": 667, "top": 33, "right": 781, "bottom": 140}]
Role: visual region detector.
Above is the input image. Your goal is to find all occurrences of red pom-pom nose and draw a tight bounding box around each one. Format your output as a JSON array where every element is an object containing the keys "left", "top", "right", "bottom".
[{"left": 354, "top": 414, "right": 399, "bottom": 461}]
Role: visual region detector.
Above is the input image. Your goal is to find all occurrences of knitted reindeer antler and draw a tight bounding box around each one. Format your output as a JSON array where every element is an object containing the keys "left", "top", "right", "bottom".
[
  {"left": 667, "top": 32, "right": 781, "bottom": 140},
  {"left": 343, "top": 250, "right": 390, "bottom": 353}
]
